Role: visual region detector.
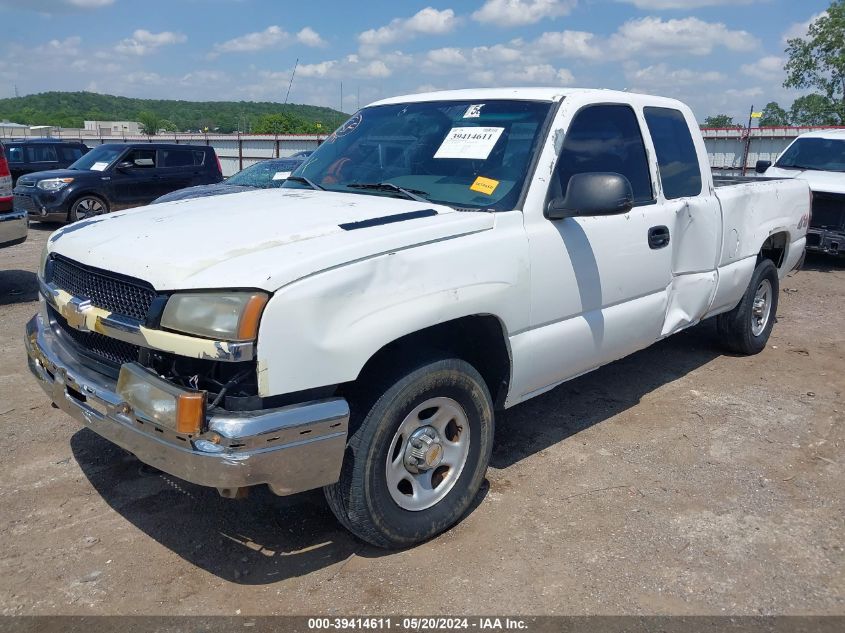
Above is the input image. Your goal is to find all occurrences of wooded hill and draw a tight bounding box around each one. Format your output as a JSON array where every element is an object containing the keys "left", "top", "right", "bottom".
[{"left": 0, "top": 91, "right": 348, "bottom": 134}]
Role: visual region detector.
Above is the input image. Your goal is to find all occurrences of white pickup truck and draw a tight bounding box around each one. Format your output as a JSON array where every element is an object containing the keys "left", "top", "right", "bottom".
[
  {"left": 757, "top": 129, "right": 845, "bottom": 257},
  {"left": 26, "top": 88, "right": 809, "bottom": 548}
]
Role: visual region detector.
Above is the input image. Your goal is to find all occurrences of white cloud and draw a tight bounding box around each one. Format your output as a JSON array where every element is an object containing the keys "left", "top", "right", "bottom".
[
  {"left": 0, "top": 0, "right": 114, "bottom": 10},
  {"left": 741, "top": 56, "right": 784, "bottom": 81},
  {"left": 625, "top": 63, "right": 724, "bottom": 89},
  {"left": 297, "top": 61, "right": 338, "bottom": 78},
  {"left": 619, "top": 0, "right": 759, "bottom": 8},
  {"left": 115, "top": 29, "right": 186, "bottom": 56},
  {"left": 782, "top": 11, "right": 826, "bottom": 44},
  {"left": 213, "top": 25, "right": 288, "bottom": 54},
  {"left": 472, "top": 0, "right": 576, "bottom": 27},
  {"left": 536, "top": 30, "right": 602, "bottom": 60},
  {"left": 296, "top": 27, "right": 327, "bottom": 48},
  {"left": 358, "top": 7, "right": 457, "bottom": 54},
  {"left": 609, "top": 17, "right": 758, "bottom": 56}
]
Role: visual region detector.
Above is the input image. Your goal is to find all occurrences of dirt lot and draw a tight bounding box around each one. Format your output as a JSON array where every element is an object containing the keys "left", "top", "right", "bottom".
[{"left": 0, "top": 225, "right": 842, "bottom": 616}]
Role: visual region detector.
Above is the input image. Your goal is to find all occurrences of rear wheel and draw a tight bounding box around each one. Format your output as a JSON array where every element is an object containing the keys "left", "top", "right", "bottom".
[
  {"left": 717, "top": 258, "right": 779, "bottom": 355},
  {"left": 324, "top": 357, "right": 494, "bottom": 548},
  {"left": 70, "top": 195, "right": 108, "bottom": 222}
]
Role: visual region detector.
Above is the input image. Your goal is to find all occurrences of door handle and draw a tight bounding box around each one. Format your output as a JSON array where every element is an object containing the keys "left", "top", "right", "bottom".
[{"left": 648, "top": 225, "right": 670, "bottom": 249}]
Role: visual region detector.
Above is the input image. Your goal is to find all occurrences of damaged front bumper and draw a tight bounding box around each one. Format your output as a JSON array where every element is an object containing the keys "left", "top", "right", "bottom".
[
  {"left": 25, "top": 311, "right": 349, "bottom": 496},
  {"left": 806, "top": 227, "right": 844, "bottom": 256}
]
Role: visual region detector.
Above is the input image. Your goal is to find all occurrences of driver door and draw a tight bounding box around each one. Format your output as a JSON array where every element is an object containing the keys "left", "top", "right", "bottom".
[
  {"left": 108, "top": 148, "right": 158, "bottom": 209},
  {"left": 513, "top": 101, "right": 675, "bottom": 400}
]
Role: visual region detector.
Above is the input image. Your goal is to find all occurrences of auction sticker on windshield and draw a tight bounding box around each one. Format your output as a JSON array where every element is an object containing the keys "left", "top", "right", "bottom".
[
  {"left": 90, "top": 162, "right": 110, "bottom": 171},
  {"left": 434, "top": 127, "right": 504, "bottom": 160}
]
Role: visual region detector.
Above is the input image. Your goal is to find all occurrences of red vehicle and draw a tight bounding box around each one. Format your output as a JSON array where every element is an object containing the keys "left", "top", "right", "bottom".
[{"left": 0, "top": 141, "right": 27, "bottom": 246}]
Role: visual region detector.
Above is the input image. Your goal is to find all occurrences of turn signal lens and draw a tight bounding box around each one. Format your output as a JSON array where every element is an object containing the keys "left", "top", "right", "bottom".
[
  {"left": 237, "top": 293, "right": 269, "bottom": 340},
  {"left": 176, "top": 392, "right": 206, "bottom": 435}
]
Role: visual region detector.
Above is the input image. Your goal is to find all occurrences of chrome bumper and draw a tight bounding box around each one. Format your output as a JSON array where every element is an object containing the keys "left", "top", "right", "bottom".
[
  {"left": 25, "top": 312, "right": 350, "bottom": 496},
  {"left": 0, "top": 209, "right": 27, "bottom": 246}
]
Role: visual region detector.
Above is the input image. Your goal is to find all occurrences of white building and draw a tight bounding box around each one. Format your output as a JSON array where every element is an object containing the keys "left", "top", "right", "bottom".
[{"left": 84, "top": 120, "right": 142, "bottom": 135}]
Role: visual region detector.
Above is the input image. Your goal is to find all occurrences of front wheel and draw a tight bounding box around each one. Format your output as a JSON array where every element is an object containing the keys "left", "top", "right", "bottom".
[
  {"left": 69, "top": 195, "right": 108, "bottom": 222},
  {"left": 324, "top": 357, "right": 494, "bottom": 548},
  {"left": 717, "top": 258, "right": 779, "bottom": 355}
]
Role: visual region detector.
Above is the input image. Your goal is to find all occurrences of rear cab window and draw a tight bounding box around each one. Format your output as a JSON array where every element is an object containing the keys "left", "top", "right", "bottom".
[
  {"left": 26, "top": 145, "right": 58, "bottom": 163},
  {"left": 553, "top": 104, "right": 654, "bottom": 206},
  {"left": 643, "top": 107, "right": 703, "bottom": 199}
]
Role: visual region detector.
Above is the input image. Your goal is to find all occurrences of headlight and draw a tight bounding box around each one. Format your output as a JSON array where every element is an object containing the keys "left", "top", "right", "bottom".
[
  {"left": 37, "top": 177, "right": 74, "bottom": 192},
  {"left": 117, "top": 363, "right": 205, "bottom": 434},
  {"left": 161, "top": 291, "right": 268, "bottom": 341}
]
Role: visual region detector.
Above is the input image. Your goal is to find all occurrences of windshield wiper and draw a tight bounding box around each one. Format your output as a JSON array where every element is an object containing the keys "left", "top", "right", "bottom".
[
  {"left": 777, "top": 164, "right": 821, "bottom": 171},
  {"left": 346, "top": 182, "right": 430, "bottom": 202},
  {"left": 286, "top": 175, "right": 325, "bottom": 190}
]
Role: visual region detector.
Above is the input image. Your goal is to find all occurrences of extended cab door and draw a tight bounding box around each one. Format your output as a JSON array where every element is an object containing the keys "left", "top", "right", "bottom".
[
  {"left": 642, "top": 106, "right": 721, "bottom": 335},
  {"left": 510, "top": 99, "right": 676, "bottom": 402}
]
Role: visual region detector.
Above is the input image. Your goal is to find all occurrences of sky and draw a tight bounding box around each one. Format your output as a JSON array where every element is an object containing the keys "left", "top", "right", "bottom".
[{"left": 0, "top": 0, "right": 833, "bottom": 121}]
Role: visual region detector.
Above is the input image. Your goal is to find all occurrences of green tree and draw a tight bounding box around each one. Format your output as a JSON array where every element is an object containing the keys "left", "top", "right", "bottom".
[
  {"left": 159, "top": 119, "right": 178, "bottom": 132},
  {"left": 702, "top": 114, "right": 739, "bottom": 128},
  {"left": 138, "top": 110, "right": 161, "bottom": 135},
  {"left": 759, "top": 101, "right": 790, "bottom": 126},
  {"left": 253, "top": 113, "right": 309, "bottom": 134},
  {"left": 784, "top": 1, "right": 845, "bottom": 117},
  {"left": 789, "top": 93, "right": 841, "bottom": 125}
]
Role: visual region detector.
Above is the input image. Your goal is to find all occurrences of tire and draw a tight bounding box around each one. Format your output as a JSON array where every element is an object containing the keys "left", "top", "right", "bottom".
[
  {"left": 324, "top": 357, "right": 494, "bottom": 549},
  {"left": 717, "top": 258, "right": 779, "bottom": 355},
  {"left": 69, "top": 195, "right": 108, "bottom": 222}
]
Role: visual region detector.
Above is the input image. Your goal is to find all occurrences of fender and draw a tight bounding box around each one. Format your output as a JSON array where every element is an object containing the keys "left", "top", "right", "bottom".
[{"left": 255, "top": 212, "right": 531, "bottom": 397}]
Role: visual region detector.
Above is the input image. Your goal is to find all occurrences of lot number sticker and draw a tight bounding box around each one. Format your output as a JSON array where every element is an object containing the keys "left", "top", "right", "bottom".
[
  {"left": 90, "top": 162, "right": 110, "bottom": 171},
  {"left": 434, "top": 127, "right": 504, "bottom": 160}
]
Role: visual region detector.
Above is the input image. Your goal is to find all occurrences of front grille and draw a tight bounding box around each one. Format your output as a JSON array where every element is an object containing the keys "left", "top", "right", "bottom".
[
  {"left": 48, "top": 256, "right": 156, "bottom": 322},
  {"left": 14, "top": 194, "right": 38, "bottom": 214},
  {"left": 811, "top": 192, "right": 845, "bottom": 230},
  {"left": 806, "top": 232, "right": 821, "bottom": 247},
  {"left": 53, "top": 311, "right": 141, "bottom": 368}
]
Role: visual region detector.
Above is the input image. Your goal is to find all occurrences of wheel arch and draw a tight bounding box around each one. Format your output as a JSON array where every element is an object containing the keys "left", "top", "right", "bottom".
[{"left": 351, "top": 314, "right": 513, "bottom": 410}]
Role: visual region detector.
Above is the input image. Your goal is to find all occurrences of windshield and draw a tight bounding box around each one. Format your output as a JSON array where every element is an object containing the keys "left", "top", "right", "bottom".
[
  {"left": 227, "top": 158, "right": 305, "bottom": 187},
  {"left": 285, "top": 100, "right": 553, "bottom": 210},
  {"left": 69, "top": 144, "right": 125, "bottom": 171},
  {"left": 775, "top": 137, "right": 845, "bottom": 172}
]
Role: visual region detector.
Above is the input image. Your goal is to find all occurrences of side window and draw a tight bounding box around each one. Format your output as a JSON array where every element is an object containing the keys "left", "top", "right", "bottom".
[
  {"left": 5, "top": 145, "right": 23, "bottom": 163},
  {"left": 26, "top": 144, "right": 58, "bottom": 163},
  {"left": 59, "top": 146, "right": 85, "bottom": 162},
  {"left": 123, "top": 148, "right": 157, "bottom": 168},
  {"left": 159, "top": 149, "right": 196, "bottom": 168},
  {"left": 644, "top": 107, "right": 703, "bottom": 199},
  {"left": 193, "top": 150, "right": 206, "bottom": 166},
  {"left": 555, "top": 104, "right": 653, "bottom": 205}
]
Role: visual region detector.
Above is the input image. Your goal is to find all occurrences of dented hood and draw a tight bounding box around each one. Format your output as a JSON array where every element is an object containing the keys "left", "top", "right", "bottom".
[{"left": 47, "top": 188, "right": 494, "bottom": 291}]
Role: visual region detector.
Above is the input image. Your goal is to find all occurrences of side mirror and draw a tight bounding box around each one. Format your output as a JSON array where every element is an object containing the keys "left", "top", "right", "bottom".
[
  {"left": 755, "top": 160, "right": 772, "bottom": 174},
  {"left": 116, "top": 160, "right": 134, "bottom": 171},
  {"left": 547, "top": 172, "right": 634, "bottom": 220}
]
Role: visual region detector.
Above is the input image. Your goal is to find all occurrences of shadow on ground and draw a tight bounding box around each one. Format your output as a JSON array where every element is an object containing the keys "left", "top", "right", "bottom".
[
  {"left": 71, "top": 319, "right": 724, "bottom": 584},
  {"left": 801, "top": 252, "right": 845, "bottom": 273},
  {"left": 0, "top": 269, "right": 38, "bottom": 305}
]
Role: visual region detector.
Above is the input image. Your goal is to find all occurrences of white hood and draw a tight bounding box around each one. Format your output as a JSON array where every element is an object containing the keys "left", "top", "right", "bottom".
[
  {"left": 764, "top": 166, "right": 845, "bottom": 195},
  {"left": 47, "top": 188, "right": 494, "bottom": 291}
]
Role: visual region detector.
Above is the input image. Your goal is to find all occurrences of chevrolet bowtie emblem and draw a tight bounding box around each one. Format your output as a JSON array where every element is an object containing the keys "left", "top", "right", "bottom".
[{"left": 64, "top": 297, "right": 93, "bottom": 332}]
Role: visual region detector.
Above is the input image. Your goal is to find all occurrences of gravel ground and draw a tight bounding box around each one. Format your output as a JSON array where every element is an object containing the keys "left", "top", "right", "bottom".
[{"left": 0, "top": 225, "right": 842, "bottom": 616}]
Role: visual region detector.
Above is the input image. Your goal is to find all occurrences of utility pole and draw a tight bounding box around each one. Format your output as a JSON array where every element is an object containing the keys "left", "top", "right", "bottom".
[
  {"left": 284, "top": 58, "right": 298, "bottom": 104},
  {"left": 13, "top": 84, "right": 19, "bottom": 98},
  {"left": 741, "top": 104, "right": 754, "bottom": 177}
]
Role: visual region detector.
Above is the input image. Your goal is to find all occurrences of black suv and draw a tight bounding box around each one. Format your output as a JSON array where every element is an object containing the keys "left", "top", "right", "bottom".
[
  {"left": 14, "top": 143, "right": 223, "bottom": 222},
  {"left": 3, "top": 139, "right": 89, "bottom": 186}
]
